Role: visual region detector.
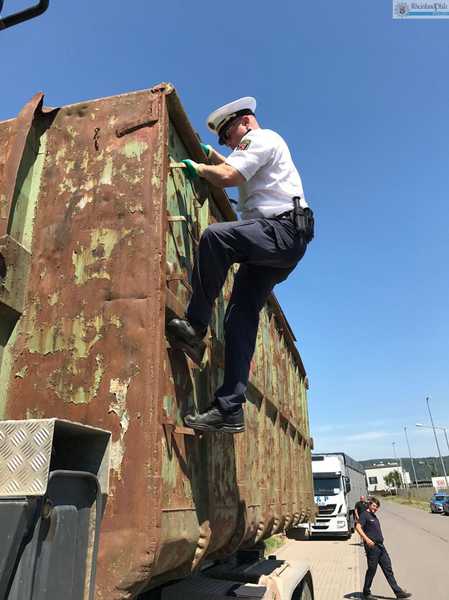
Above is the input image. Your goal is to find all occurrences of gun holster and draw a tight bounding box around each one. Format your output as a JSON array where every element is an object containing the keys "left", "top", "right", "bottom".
[{"left": 293, "top": 197, "right": 314, "bottom": 242}]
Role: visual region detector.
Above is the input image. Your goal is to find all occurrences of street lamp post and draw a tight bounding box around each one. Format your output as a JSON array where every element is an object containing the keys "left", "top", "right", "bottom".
[
  {"left": 392, "top": 441, "right": 403, "bottom": 488},
  {"left": 404, "top": 426, "right": 419, "bottom": 488},
  {"left": 437, "top": 426, "right": 449, "bottom": 458},
  {"left": 416, "top": 423, "right": 449, "bottom": 488},
  {"left": 417, "top": 422, "right": 449, "bottom": 456},
  {"left": 420, "top": 397, "right": 449, "bottom": 489}
]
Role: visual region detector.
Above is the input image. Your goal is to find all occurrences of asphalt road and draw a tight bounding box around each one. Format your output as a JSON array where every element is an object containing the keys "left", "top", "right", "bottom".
[{"left": 360, "top": 499, "right": 449, "bottom": 600}]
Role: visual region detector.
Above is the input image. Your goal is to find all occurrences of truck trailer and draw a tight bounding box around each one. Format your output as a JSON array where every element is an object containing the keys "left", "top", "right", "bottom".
[
  {"left": 309, "top": 453, "right": 367, "bottom": 538},
  {"left": 0, "top": 84, "right": 315, "bottom": 599}
]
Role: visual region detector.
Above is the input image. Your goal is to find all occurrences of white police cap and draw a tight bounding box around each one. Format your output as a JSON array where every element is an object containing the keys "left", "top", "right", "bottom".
[{"left": 207, "top": 96, "right": 257, "bottom": 137}]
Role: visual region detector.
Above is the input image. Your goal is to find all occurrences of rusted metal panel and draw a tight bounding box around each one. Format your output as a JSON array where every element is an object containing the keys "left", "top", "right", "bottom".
[{"left": 0, "top": 84, "right": 314, "bottom": 599}]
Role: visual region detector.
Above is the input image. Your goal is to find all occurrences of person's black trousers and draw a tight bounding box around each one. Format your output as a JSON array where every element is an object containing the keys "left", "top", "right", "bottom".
[
  {"left": 186, "top": 216, "right": 307, "bottom": 413},
  {"left": 363, "top": 543, "right": 402, "bottom": 595}
]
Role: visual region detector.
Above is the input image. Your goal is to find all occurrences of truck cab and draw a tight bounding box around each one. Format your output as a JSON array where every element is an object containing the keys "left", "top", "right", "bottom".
[{"left": 308, "top": 453, "right": 366, "bottom": 538}]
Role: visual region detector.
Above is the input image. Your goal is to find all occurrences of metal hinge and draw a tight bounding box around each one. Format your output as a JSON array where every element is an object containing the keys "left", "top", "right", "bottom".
[{"left": 115, "top": 101, "right": 159, "bottom": 138}]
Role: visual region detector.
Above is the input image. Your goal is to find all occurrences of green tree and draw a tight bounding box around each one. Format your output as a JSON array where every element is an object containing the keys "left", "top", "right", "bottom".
[{"left": 384, "top": 470, "right": 402, "bottom": 488}]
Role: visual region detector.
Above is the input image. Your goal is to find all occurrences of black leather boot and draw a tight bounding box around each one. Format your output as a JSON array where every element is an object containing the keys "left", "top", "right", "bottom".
[
  {"left": 396, "top": 592, "right": 412, "bottom": 599},
  {"left": 166, "top": 318, "right": 207, "bottom": 364},
  {"left": 167, "top": 318, "right": 206, "bottom": 345},
  {"left": 184, "top": 405, "right": 245, "bottom": 434}
]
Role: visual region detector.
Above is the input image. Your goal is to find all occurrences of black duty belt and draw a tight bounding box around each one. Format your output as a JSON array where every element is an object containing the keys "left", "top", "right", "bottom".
[
  {"left": 275, "top": 210, "right": 294, "bottom": 220},
  {"left": 273, "top": 199, "right": 315, "bottom": 243}
]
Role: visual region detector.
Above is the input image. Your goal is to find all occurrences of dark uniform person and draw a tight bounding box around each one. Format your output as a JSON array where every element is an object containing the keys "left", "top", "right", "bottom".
[
  {"left": 167, "top": 97, "right": 314, "bottom": 434},
  {"left": 355, "top": 495, "right": 368, "bottom": 521},
  {"left": 356, "top": 497, "right": 412, "bottom": 599}
]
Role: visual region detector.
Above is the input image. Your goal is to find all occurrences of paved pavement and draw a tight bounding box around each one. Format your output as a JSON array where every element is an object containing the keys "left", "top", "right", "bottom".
[
  {"left": 277, "top": 529, "right": 364, "bottom": 600},
  {"left": 278, "top": 501, "right": 449, "bottom": 600}
]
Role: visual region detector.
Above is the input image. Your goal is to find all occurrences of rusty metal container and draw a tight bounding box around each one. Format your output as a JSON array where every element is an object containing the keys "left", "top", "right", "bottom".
[{"left": 0, "top": 84, "right": 314, "bottom": 599}]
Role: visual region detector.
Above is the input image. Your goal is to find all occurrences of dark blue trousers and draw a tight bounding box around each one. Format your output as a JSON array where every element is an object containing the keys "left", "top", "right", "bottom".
[
  {"left": 363, "top": 544, "right": 401, "bottom": 595},
  {"left": 186, "top": 216, "right": 307, "bottom": 413}
]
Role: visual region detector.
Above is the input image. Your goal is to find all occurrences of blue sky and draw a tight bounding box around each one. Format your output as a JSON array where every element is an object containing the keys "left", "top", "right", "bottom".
[{"left": 2, "top": 1, "right": 448, "bottom": 461}]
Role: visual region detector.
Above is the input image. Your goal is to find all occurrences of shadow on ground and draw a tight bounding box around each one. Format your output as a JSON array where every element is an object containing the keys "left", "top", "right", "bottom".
[
  {"left": 349, "top": 542, "right": 364, "bottom": 546},
  {"left": 286, "top": 528, "right": 356, "bottom": 542},
  {"left": 344, "top": 594, "right": 396, "bottom": 599},
  {"left": 286, "top": 528, "right": 309, "bottom": 540}
]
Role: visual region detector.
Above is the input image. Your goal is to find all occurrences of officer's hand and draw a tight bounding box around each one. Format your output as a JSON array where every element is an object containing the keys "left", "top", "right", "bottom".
[
  {"left": 366, "top": 539, "right": 375, "bottom": 548},
  {"left": 200, "top": 143, "right": 213, "bottom": 159},
  {"left": 181, "top": 159, "right": 200, "bottom": 179}
]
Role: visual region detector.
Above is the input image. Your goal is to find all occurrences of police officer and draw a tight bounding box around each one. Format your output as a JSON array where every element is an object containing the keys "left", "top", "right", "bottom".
[
  {"left": 356, "top": 497, "right": 412, "bottom": 599},
  {"left": 355, "top": 495, "right": 368, "bottom": 521},
  {"left": 167, "top": 97, "right": 313, "bottom": 434}
]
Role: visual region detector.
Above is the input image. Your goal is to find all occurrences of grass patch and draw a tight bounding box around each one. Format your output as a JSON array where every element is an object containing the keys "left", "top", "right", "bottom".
[
  {"left": 264, "top": 533, "right": 286, "bottom": 555},
  {"left": 383, "top": 494, "right": 429, "bottom": 512}
]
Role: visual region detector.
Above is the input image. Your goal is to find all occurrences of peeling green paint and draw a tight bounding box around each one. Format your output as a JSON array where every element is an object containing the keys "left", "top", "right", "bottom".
[
  {"left": 110, "top": 315, "right": 122, "bottom": 328},
  {"left": 9, "top": 125, "right": 48, "bottom": 251},
  {"left": 26, "top": 306, "right": 105, "bottom": 358},
  {"left": 55, "top": 147, "right": 67, "bottom": 164},
  {"left": 81, "top": 150, "right": 89, "bottom": 171},
  {"left": 182, "top": 477, "right": 193, "bottom": 501},
  {"left": 76, "top": 194, "right": 93, "bottom": 211},
  {"left": 119, "top": 163, "right": 144, "bottom": 185},
  {"left": 0, "top": 318, "right": 19, "bottom": 419},
  {"left": 25, "top": 408, "right": 45, "bottom": 419},
  {"left": 161, "top": 438, "right": 177, "bottom": 489},
  {"left": 48, "top": 292, "right": 59, "bottom": 306},
  {"left": 67, "top": 125, "right": 79, "bottom": 140},
  {"left": 50, "top": 353, "right": 104, "bottom": 404},
  {"left": 121, "top": 140, "right": 148, "bottom": 161},
  {"left": 0, "top": 193, "right": 7, "bottom": 219},
  {"left": 163, "top": 395, "right": 174, "bottom": 416},
  {"left": 151, "top": 144, "right": 163, "bottom": 189},
  {"left": 14, "top": 366, "right": 28, "bottom": 379},
  {"left": 100, "top": 157, "right": 113, "bottom": 185},
  {"left": 59, "top": 178, "right": 77, "bottom": 194},
  {"left": 109, "top": 377, "right": 131, "bottom": 478},
  {"left": 72, "top": 227, "right": 133, "bottom": 285},
  {"left": 65, "top": 160, "right": 76, "bottom": 173},
  {"left": 82, "top": 179, "right": 95, "bottom": 191}
]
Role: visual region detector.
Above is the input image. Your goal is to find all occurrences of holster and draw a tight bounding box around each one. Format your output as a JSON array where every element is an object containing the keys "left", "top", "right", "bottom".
[{"left": 293, "top": 197, "right": 314, "bottom": 242}]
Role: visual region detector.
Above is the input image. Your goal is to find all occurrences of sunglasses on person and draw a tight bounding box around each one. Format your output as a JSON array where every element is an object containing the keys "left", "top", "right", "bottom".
[{"left": 219, "top": 117, "right": 243, "bottom": 144}]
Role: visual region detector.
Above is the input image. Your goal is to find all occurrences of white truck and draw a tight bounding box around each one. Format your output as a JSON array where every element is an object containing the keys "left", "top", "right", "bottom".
[{"left": 309, "top": 453, "right": 367, "bottom": 538}]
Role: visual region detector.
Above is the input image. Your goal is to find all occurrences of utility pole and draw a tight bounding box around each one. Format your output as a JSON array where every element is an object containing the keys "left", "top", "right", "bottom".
[
  {"left": 440, "top": 426, "right": 449, "bottom": 457},
  {"left": 426, "top": 397, "right": 449, "bottom": 489},
  {"left": 404, "top": 426, "right": 419, "bottom": 488},
  {"left": 392, "top": 441, "right": 403, "bottom": 488}
]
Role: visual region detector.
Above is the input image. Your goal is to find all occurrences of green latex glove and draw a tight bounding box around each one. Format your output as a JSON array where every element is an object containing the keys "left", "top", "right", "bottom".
[
  {"left": 200, "top": 143, "right": 213, "bottom": 159},
  {"left": 182, "top": 159, "right": 200, "bottom": 179}
]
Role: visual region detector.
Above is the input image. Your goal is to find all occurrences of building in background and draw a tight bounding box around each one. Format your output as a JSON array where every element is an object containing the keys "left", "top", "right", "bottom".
[{"left": 365, "top": 463, "right": 410, "bottom": 492}]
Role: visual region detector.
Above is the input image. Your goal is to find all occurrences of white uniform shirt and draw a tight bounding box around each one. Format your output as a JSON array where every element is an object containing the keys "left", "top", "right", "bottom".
[{"left": 225, "top": 128, "right": 308, "bottom": 220}]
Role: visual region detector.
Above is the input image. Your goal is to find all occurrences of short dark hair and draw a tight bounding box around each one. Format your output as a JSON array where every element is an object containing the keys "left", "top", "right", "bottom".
[{"left": 369, "top": 496, "right": 380, "bottom": 507}]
